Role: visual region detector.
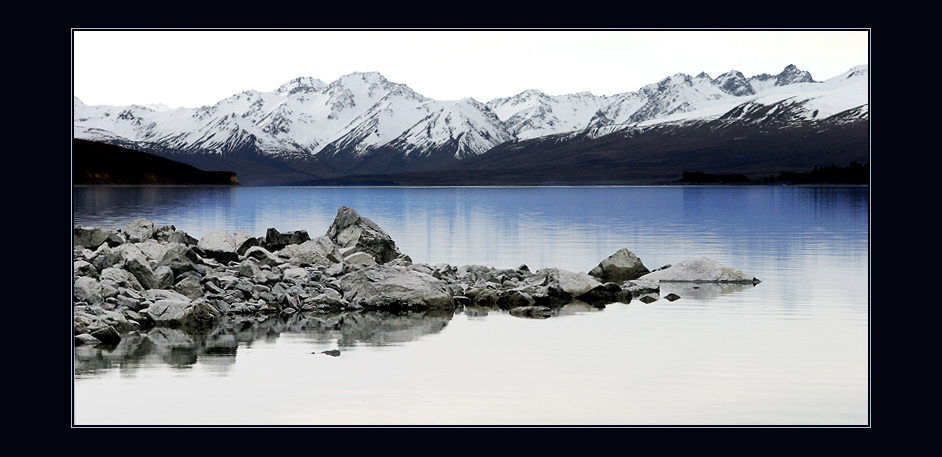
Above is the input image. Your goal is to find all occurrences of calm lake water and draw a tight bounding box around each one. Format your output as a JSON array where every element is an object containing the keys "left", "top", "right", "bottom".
[{"left": 71, "top": 185, "right": 869, "bottom": 426}]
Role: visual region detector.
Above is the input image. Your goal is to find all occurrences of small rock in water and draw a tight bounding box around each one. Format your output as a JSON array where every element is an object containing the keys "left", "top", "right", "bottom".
[{"left": 320, "top": 349, "right": 341, "bottom": 357}]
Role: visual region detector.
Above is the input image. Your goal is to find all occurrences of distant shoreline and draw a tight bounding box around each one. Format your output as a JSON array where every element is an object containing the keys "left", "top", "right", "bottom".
[
  {"left": 73, "top": 181, "right": 870, "bottom": 188},
  {"left": 73, "top": 138, "right": 868, "bottom": 187}
]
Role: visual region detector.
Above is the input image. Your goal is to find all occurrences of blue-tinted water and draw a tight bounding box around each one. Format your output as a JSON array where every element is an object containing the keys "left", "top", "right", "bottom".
[{"left": 72, "top": 186, "right": 869, "bottom": 426}]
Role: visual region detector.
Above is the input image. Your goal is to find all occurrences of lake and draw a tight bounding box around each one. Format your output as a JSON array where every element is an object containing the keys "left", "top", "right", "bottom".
[{"left": 71, "top": 185, "right": 869, "bottom": 426}]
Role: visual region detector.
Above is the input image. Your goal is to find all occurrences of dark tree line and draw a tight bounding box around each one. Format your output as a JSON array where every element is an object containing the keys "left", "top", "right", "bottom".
[
  {"left": 772, "top": 161, "right": 869, "bottom": 185},
  {"left": 680, "top": 171, "right": 751, "bottom": 184},
  {"left": 681, "top": 162, "right": 869, "bottom": 185}
]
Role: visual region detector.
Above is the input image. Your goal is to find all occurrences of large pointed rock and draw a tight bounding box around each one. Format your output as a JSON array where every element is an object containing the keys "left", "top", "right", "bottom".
[
  {"left": 589, "top": 248, "right": 650, "bottom": 283},
  {"left": 326, "top": 207, "right": 408, "bottom": 265}
]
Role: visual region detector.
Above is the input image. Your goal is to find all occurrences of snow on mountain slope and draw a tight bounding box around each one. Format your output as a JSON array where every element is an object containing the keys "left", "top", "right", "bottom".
[
  {"left": 318, "top": 80, "right": 444, "bottom": 157},
  {"left": 488, "top": 64, "right": 867, "bottom": 137},
  {"left": 485, "top": 72, "right": 736, "bottom": 136},
  {"left": 486, "top": 89, "right": 615, "bottom": 139},
  {"left": 73, "top": 64, "right": 868, "bottom": 177},
  {"left": 390, "top": 97, "right": 514, "bottom": 159},
  {"left": 640, "top": 64, "right": 869, "bottom": 126}
]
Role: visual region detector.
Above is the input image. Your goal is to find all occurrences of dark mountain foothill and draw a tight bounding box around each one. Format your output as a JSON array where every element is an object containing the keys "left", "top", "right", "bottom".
[
  {"left": 73, "top": 207, "right": 761, "bottom": 346},
  {"left": 73, "top": 139, "right": 240, "bottom": 186}
]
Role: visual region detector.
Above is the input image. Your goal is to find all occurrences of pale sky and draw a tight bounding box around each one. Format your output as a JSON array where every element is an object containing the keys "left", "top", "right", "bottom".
[{"left": 72, "top": 29, "right": 869, "bottom": 109}]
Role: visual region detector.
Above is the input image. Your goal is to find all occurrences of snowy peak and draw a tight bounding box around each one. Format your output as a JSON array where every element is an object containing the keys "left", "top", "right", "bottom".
[
  {"left": 276, "top": 76, "right": 328, "bottom": 96},
  {"left": 714, "top": 70, "right": 755, "bottom": 96},
  {"left": 775, "top": 64, "right": 815, "bottom": 86},
  {"left": 331, "top": 71, "right": 397, "bottom": 98}
]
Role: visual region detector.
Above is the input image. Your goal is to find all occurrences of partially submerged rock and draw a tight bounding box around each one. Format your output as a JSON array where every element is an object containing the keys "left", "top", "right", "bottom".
[{"left": 640, "top": 257, "right": 760, "bottom": 284}]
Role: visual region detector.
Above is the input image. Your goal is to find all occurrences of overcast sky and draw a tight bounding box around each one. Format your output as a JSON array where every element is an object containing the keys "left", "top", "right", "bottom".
[{"left": 72, "top": 29, "right": 869, "bottom": 109}]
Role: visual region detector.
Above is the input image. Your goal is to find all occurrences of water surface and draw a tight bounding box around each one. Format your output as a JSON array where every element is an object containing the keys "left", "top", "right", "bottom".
[{"left": 72, "top": 185, "right": 869, "bottom": 426}]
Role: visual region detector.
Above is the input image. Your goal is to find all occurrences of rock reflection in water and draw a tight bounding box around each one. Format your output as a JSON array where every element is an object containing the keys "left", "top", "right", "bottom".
[
  {"left": 658, "top": 282, "right": 758, "bottom": 302},
  {"left": 74, "top": 308, "right": 455, "bottom": 374},
  {"left": 73, "top": 300, "right": 625, "bottom": 374}
]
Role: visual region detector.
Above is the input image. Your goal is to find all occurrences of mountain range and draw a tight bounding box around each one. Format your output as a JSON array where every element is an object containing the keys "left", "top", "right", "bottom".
[{"left": 72, "top": 64, "right": 869, "bottom": 185}]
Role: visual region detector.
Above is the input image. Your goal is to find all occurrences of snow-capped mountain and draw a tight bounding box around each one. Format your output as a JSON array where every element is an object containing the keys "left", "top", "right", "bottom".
[{"left": 73, "top": 64, "right": 868, "bottom": 185}]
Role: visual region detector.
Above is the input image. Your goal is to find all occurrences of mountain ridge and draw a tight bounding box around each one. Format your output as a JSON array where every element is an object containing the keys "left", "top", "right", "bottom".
[{"left": 73, "top": 64, "right": 869, "bottom": 185}]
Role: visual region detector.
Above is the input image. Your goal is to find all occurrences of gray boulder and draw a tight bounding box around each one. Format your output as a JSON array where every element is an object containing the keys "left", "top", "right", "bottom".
[
  {"left": 229, "top": 231, "right": 256, "bottom": 254},
  {"left": 197, "top": 231, "right": 251, "bottom": 264},
  {"left": 74, "top": 260, "right": 98, "bottom": 278},
  {"left": 159, "top": 243, "right": 206, "bottom": 277},
  {"left": 282, "top": 267, "right": 310, "bottom": 284},
  {"left": 496, "top": 290, "right": 536, "bottom": 309},
  {"left": 74, "top": 276, "right": 103, "bottom": 305},
  {"left": 275, "top": 236, "right": 343, "bottom": 266},
  {"left": 90, "top": 326, "right": 122, "bottom": 344},
  {"left": 527, "top": 268, "right": 601, "bottom": 296},
  {"left": 504, "top": 268, "right": 601, "bottom": 307},
  {"left": 243, "top": 246, "right": 282, "bottom": 267},
  {"left": 89, "top": 244, "right": 117, "bottom": 272},
  {"left": 327, "top": 207, "right": 408, "bottom": 265},
  {"left": 196, "top": 230, "right": 239, "bottom": 263},
  {"left": 75, "top": 333, "right": 101, "bottom": 346},
  {"left": 589, "top": 248, "right": 650, "bottom": 283},
  {"left": 261, "top": 228, "right": 311, "bottom": 251},
  {"left": 99, "top": 266, "right": 144, "bottom": 291},
  {"left": 623, "top": 278, "right": 660, "bottom": 297},
  {"left": 153, "top": 224, "right": 177, "bottom": 242},
  {"left": 73, "top": 226, "right": 112, "bottom": 250},
  {"left": 576, "top": 282, "right": 631, "bottom": 305},
  {"left": 174, "top": 275, "right": 204, "bottom": 300},
  {"left": 124, "top": 218, "right": 156, "bottom": 243},
  {"left": 142, "top": 298, "right": 221, "bottom": 330},
  {"left": 136, "top": 239, "right": 170, "bottom": 263},
  {"left": 343, "top": 251, "right": 376, "bottom": 268},
  {"left": 340, "top": 265, "right": 455, "bottom": 310},
  {"left": 114, "top": 244, "right": 159, "bottom": 289},
  {"left": 472, "top": 288, "right": 500, "bottom": 307},
  {"left": 639, "top": 257, "right": 760, "bottom": 283},
  {"left": 167, "top": 230, "right": 198, "bottom": 246},
  {"left": 234, "top": 260, "right": 266, "bottom": 283},
  {"left": 153, "top": 265, "right": 175, "bottom": 289}
]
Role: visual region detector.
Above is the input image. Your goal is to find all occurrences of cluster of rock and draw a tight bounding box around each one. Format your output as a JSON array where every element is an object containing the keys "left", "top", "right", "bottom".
[{"left": 73, "top": 206, "right": 760, "bottom": 346}]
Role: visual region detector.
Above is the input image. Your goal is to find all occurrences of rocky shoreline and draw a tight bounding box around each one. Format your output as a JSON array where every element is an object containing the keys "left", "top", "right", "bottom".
[{"left": 73, "top": 206, "right": 760, "bottom": 346}]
